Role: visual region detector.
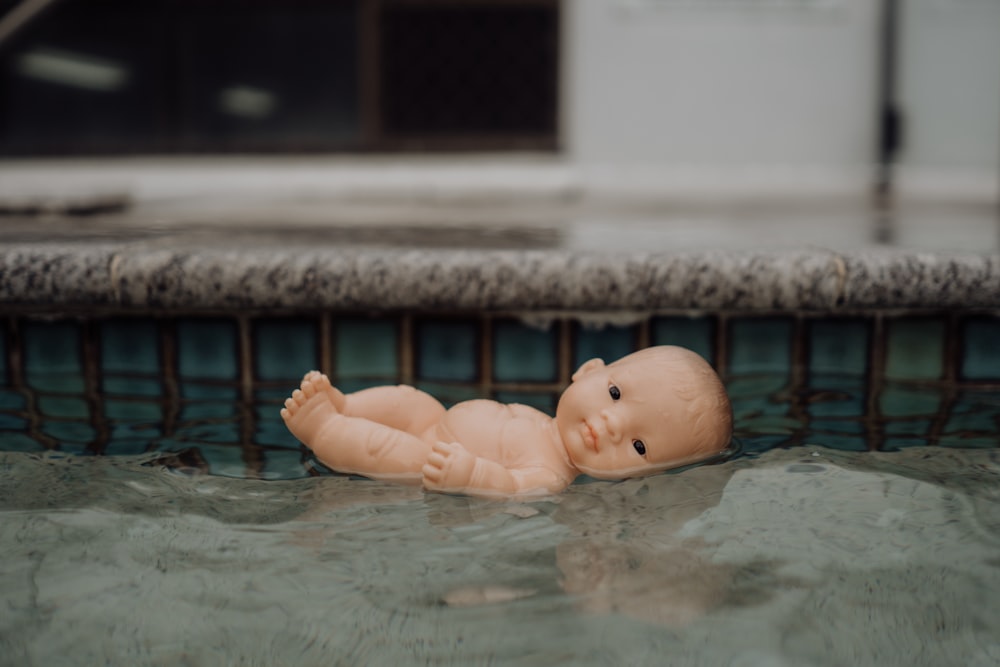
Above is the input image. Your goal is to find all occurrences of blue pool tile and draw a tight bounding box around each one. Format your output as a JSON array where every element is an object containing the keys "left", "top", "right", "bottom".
[
  {"left": 574, "top": 325, "right": 635, "bottom": 369},
  {"left": 0, "top": 411, "right": 26, "bottom": 430},
  {"left": 810, "top": 419, "right": 865, "bottom": 435},
  {"left": 109, "top": 422, "right": 163, "bottom": 442},
  {"left": 808, "top": 320, "right": 869, "bottom": 376},
  {"left": 181, "top": 384, "right": 239, "bottom": 401},
  {"left": 0, "top": 389, "right": 26, "bottom": 410},
  {"left": 179, "top": 397, "right": 238, "bottom": 420},
  {"left": 493, "top": 321, "right": 557, "bottom": 383},
  {"left": 944, "top": 390, "right": 1000, "bottom": 445},
  {"left": 884, "top": 318, "right": 945, "bottom": 381},
  {"left": 255, "top": 319, "right": 319, "bottom": 381},
  {"left": 416, "top": 320, "right": 478, "bottom": 382},
  {"left": 805, "top": 381, "right": 866, "bottom": 419},
  {"left": 729, "top": 319, "right": 793, "bottom": 375},
  {"left": 726, "top": 375, "right": 788, "bottom": 403},
  {"left": 177, "top": 319, "right": 239, "bottom": 380},
  {"left": 0, "top": 433, "right": 44, "bottom": 452},
  {"left": 41, "top": 420, "right": 96, "bottom": 445},
  {"left": 879, "top": 385, "right": 942, "bottom": 418},
  {"left": 103, "top": 376, "right": 162, "bottom": 398},
  {"left": 884, "top": 420, "right": 933, "bottom": 436},
  {"left": 37, "top": 395, "right": 90, "bottom": 419},
  {"left": 24, "top": 321, "right": 85, "bottom": 393},
  {"left": 176, "top": 420, "right": 240, "bottom": 445},
  {"left": 100, "top": 319, "right": 159, "bottom": 374},
  {"left": 255, "top": 387, "right": 293, "bottom": 404},
  {"left": 104, "top": 399, "right": 163, "bottom": 422},
  {"left": 651, "top": 317, "right": 714, "bottom": 363},
  {"left": 336, "top": 318, "right": 398, "bottom": 380},
  {"left": 961, "top": 317, "right": 1000, "bottom": 380},
  {"left": 256, "top": 417, "right": 300, "bottom": 448},
  {"left": 740, "top": 434, "right": 793, "bottom": 454}
]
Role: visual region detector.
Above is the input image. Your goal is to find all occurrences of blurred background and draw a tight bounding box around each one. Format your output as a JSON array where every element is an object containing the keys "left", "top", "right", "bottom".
[{"left": 0, "top": 0, "right": 997, "bottom": 246}]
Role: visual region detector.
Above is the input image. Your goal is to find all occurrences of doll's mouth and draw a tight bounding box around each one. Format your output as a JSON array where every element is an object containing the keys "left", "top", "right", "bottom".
[{"left": 582, "top": 421, "right": 599, "bottom": 452}]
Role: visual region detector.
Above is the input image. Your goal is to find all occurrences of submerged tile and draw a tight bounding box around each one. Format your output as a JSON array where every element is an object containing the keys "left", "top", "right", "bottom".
[
  {"left": 417, "top": 320, "right": 478, "bottom": 382},
  {"left": 177, "top": 319, "right": 239, "bottom": 380},
  {"left": 103, "top": 376, "right": 162, "bottom": 398},
  {"left": 651, "top": 317, "right": 714, "bottom": 363},
  {"left": 574, "top": 324, "right": 635, "bottom": 368},
  {"left": 41, "top": 420, "right": 96, "bottom": 446},
  {"left": 255, "top": 319, "right": 319, "bottom": 381},
  {"left": 728, "top": 319, "right": 793, "bottom": 375},
  {"left": 493, "top": 320, "right": 557, "bottom": 383},
  {"left": 336, "top": 318, "right": 398, "bottom": 380},
  {"left": 879, "top": 385, "right": 943, "bottom": 418},
  {"left": 37, "top": 395, "right": 90, "bottom": 419},
  {"left": 885, "top": 318, "right": 945, "bottom": 380},
  {"left": 23, "top": 321, "right": 85, "bottom": 393},
  {"left": 961, "top": 317, "right": 1000, "bottom": 380},
  {"left": 100, "top": 319, "right": 160, "bottom": 374},
  {"left": 808, "top": 320, "right": 869, "bottom": 376}
]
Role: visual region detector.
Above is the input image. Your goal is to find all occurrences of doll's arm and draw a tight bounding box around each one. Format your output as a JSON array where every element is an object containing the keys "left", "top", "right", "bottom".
[{"left": 422, "top": 441, "right": 570, "bottom": 498}]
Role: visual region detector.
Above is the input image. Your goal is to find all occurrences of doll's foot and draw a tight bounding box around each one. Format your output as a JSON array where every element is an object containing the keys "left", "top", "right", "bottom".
[{"left": 281, "top": 372, "right": 345, "bottom": 447}]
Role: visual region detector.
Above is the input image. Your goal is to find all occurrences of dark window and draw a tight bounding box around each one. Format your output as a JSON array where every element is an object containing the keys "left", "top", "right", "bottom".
[
  {"left": 0, "top": 0, "right": 559, "bottom": 155},
  {"left": 378, "top": 1, "right": 558, "bottom": 149}
]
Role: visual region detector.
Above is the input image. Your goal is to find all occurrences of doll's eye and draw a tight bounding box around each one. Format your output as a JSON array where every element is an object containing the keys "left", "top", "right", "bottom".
[
  {"left": 633, "top": 440, "right": 646, "bottom": 456},
  {"left": 609, "top": 385, "right": 621, "bottom": 401}
]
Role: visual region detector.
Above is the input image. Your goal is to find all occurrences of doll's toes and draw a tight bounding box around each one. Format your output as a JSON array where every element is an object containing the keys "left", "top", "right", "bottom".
[{"left": 300, "top": 379, "right": 318, "bottom": 399}]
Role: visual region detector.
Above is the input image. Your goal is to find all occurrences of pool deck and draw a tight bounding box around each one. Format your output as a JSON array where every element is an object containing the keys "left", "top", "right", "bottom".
[{"left": 1, "top": 157, "right": 998, "bottom": 314}]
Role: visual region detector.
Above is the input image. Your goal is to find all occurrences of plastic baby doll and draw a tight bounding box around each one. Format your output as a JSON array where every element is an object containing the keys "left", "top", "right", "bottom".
[{"left": 281, "top": 345, "right": 732, "bottom": 498}]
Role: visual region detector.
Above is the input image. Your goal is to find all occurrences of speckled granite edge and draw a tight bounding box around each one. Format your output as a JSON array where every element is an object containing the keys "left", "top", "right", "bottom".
[{"left": 1, "top": 243, "right": 999, "bottom": 313}]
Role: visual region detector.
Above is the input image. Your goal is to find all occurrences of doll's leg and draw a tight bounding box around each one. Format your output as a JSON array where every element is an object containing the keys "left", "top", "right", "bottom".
[
  {"left": 282, "top": 373, "right": 431, "bottom": 482},
  {"left": 342, "top": 385, "right": 446, "bottom": 435}
]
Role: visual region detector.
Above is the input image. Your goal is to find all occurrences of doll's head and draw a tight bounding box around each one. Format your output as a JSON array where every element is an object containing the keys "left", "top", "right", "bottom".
[{"left": 555, "top": 345, "right": 732, "bottom": 480}]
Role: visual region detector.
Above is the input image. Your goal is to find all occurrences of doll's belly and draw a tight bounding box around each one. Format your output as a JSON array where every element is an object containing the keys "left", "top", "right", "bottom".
[{"left": 433, "top": 399, "right": 540, "bottom": 461}]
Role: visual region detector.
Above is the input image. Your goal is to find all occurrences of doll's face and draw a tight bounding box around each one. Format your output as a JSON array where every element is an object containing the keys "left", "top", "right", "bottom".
[{"left": 555, "top": 350, "right": 724, "bottom": 479}]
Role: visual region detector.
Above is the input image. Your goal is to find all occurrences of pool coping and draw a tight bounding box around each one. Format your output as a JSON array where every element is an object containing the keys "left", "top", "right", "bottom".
[{"left": 2, "top": 239, "right": 999, "bottom": 314}]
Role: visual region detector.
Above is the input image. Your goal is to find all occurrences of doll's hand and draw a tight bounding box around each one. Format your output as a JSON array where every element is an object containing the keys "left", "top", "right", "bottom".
[{"left": 422, "top": 441, "right": 477, "bottom": 493}]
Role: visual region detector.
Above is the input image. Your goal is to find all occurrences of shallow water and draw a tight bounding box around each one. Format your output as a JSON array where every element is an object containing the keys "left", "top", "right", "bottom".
[{"left": 2, "top": 444, "right": 999, "bottom": 666}]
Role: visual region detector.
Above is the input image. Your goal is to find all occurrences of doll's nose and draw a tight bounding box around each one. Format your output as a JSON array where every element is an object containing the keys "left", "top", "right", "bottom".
[{"left": 600, "top": 409, "right": 623, "bottom": 444}]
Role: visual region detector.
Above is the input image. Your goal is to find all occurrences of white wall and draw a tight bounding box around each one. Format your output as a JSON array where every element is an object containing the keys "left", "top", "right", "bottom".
[
  {"left": 897, "top": 0, "right": 1000, "bottom": 173},
  {"left": 565, "top": 1, "right": 881, "bottom": 184}
]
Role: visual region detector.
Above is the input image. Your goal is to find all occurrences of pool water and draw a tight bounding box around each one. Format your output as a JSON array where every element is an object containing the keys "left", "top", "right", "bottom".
[
  {"left": 2, "top": 445, "right": 998, "bottom": 665},
  {"left": 1, "top": 314, "right": 1000, "bottom": 665}
]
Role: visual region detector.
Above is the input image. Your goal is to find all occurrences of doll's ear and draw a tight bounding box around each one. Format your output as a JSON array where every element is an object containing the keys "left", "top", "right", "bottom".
[{"left": 571, "top": 358, "right": 606, "bottom": 382}]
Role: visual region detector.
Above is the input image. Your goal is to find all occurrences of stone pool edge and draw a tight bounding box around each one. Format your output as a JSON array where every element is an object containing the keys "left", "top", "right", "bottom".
[{"left": 2, "top": 243, "right": 998, "bottom": 313}]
